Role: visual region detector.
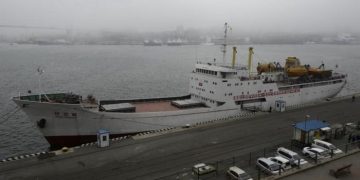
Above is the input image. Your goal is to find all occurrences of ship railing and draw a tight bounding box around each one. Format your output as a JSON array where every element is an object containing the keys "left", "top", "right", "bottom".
[{"left": 196, "top": 61, "right": 247, "bottom": 69}]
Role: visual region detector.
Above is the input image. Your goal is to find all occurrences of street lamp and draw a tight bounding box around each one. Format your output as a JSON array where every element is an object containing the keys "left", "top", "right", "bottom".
[{"left": 305, "top": 115, "right": 310, "bottom": 144}]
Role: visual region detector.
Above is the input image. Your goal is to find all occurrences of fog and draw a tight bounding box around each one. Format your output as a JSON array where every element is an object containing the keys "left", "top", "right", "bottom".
[{"left": 1, "top": 0, "right": 359, "bottom": 34}]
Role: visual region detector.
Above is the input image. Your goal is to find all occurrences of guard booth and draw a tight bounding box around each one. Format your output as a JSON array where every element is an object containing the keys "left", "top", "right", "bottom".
[
  {"left": 275, "top": 100, "right": 286, "bottom": 112},
  {"left": 292, "top": 120, "right": 330, "bottom": 147},
  {"left": 97, "top": 129, "right": 110, "bottom": 148}
]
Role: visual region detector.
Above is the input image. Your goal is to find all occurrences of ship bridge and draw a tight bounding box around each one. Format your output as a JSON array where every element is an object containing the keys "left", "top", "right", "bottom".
[{"left": 194, "top": 62, "right": 248, "bottom": 79}]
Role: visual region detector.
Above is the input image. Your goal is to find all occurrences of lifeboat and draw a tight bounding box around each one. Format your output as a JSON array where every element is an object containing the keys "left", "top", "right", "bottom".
[
  {"left": 257, "top": 63, "right": 276, "bottom": 74},
  {"left": 308, "top": 68, "right": 332, "bottom": 77},
  {"left": 286, "top": 66, "right": 308, "bottom": 77}
]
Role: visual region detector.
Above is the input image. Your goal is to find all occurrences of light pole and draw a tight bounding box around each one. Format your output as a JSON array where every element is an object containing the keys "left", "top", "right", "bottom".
[{"left": 305, "top": 115, "right": 310, "bottom": 144}]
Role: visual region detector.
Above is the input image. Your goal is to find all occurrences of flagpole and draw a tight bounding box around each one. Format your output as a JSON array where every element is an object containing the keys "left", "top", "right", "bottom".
[
  {"left": 37, "top": 66, "right": 43, "bottom": 102},
  {"left": 38, "top": 70, "right": 41, "bottom": 102}
]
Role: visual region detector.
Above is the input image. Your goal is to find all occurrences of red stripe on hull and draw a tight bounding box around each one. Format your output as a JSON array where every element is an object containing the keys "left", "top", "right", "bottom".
[{"left": 45, "top": 134, "right": 135, "bottom": 150}]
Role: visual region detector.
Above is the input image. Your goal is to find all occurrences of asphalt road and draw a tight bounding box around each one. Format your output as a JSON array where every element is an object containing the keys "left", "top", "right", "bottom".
[{"left": 0, "top": 97, "right": 359, "bottom": 180}]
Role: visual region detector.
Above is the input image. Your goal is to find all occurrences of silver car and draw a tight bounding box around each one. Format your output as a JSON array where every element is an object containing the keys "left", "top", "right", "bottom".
[
  {"left": 226, "top": 166, "right": 253, "bottom": 180},
  {"left": 256, "top": 157, "right": 283, "bottom": 175}
]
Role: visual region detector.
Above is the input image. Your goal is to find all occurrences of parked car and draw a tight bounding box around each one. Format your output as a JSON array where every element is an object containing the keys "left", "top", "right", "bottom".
[
  {"left": 276, "top": 147, "right": 308, "bottom": 166},
  {"left": 226, "top": 166, "right": 253, "bottom": 180},
  {"left": 268, "top": 156, "right": 292, "bottom": 170},
  {"left": 192, "top": 163, "right": 216, "bottom": 175},
  {"left": 256, "top": 157, "right": 283, "bottom": 175},
  {"left": 302, "top": 147, "right": 330, "bottom": 159},
  {"left": 311, "top": 139, "right": 343, "bottom": 154}
]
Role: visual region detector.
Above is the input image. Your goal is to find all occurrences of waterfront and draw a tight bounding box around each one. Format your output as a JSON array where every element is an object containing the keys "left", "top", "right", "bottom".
[
  {"left": 0, "top": 44, "right": 359, "bottom": 158},
  {"left": 0, "top": 96, "right": 359, "bottom": 179}
]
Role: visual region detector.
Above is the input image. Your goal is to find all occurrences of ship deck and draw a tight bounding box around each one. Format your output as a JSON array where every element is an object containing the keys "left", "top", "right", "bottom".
[
  {"left": 97, "top": 97, "right": 208, "bottom": 113},
  {"left": 132, "top": 101, "right": 180, "bottom": 112}
]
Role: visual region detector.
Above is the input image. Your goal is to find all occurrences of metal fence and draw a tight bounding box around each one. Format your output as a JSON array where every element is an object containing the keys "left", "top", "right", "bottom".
[{"left": 156, "top": 138, "right": 360, "bottom": 180}]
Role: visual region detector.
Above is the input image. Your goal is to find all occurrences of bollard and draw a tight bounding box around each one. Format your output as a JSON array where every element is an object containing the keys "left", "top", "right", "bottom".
[
  {"left": 331, "top": 149, "right": 334, "bottom": 158},
  {"left": 315, "top": 152, "right": 318, "bottom": 164}
]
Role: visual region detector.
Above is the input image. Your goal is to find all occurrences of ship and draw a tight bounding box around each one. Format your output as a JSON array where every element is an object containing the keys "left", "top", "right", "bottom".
[
  {"left": 143, "top": 40, "right": 162, "bottom": 46},
  {"left": 12, "top": 24, "right": 347, "bottom": 148},
  {"left": 166, "top": 38, "right": 184, "bottom": 46}
]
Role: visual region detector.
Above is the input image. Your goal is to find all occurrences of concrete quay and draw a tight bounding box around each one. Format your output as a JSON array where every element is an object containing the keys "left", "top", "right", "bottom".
[{"left": 0, "top": 96, "right": 359, "bottom": 180}]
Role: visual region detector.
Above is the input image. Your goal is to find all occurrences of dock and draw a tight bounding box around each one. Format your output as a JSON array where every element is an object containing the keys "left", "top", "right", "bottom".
[{"left": 0, "top": 96, "right": 359, "bottom": 180}]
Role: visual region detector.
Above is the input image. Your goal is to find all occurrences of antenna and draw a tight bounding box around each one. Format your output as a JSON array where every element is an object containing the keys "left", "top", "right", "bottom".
[{"left": 222, "top": 22, "right": 229, "bottom": 64}]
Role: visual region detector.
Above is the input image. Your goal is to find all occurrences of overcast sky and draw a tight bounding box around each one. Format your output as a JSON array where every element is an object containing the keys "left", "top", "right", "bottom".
[{"left": 1, "top": 0, "right": 359, "bottom": 33}]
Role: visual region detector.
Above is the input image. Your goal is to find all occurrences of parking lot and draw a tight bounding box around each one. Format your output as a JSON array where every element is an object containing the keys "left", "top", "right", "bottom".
[{"left": 158, "top": 128, "right": 360, "bottom": 180}]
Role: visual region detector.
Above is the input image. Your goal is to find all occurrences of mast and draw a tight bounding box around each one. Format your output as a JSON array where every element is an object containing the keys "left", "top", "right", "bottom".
[
  {"left": 248, "top": 47, "right": 254, "bottom": 77},
  {"left": 232, "top": 46, "right": 237, "bottom": 68},
  {"left": 222, "top": 22, "right": 229, "bottom": 64}
]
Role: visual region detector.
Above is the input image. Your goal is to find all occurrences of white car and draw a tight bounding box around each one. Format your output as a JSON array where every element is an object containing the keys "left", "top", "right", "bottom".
[
  {"left": 276, "top": 147, "right": 308, "bottom": 166},
  {"left": 312, "top": 139, "right": 343, "bottom": 154},
  {"left": 268, "top": 156, "right": 291, "bottom": 170},
  {"left": 192, "top": 163, "right": 216, "bottom": 175},
  {"left": 226, "top": 166, "right": 253, "bottom": 180},
  {"left": 302, "top": 147, "right": 330, "bottom": 159},
  {"left": 256, "top": 157, "right": 283, "bottom": 175}
]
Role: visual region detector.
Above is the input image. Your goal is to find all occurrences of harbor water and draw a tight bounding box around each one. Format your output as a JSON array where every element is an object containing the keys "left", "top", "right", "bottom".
[{"left": 0, "top": 44, "right": 359, "bottom": 159}]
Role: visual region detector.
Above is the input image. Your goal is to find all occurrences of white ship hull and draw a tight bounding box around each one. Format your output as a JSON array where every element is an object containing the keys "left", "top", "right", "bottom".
[{"left": 13, "top": 78, "right": 346, "bottom": 148}]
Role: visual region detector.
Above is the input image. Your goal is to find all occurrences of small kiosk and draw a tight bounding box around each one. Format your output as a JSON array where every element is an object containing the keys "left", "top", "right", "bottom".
[
  {"left": 293, "top": 119, "right": 330, "bottom": 146},
  {"left": 275, "top": 100, "right": 286, "bottom": 112},
  {"left": 97, "top": 129, "right": 110, "bottom": 148}
]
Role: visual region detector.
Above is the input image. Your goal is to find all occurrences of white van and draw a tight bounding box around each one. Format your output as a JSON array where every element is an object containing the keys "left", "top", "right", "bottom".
[
  {"left": 276, "top": 147, "right": 308, "bottom": 166},
  {"left": 311, "top": 139, "right": 343, "bottom": 154}
]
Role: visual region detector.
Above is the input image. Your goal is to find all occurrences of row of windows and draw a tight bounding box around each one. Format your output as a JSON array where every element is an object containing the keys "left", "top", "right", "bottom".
[
  {"left": 196, "top": 68, "right": 218, "bottom": 76},
  {"left": 195, "top": 87, "right": 205, "bottom": 92},
  {"left": 257, "top": 89, "right": 273, "bottom": 93},
  {"left": 192, "top": 94, "right": 216, "bottom": 104},
  {"left": 192, "top": 77, "right": 259, "bottom": 87}
]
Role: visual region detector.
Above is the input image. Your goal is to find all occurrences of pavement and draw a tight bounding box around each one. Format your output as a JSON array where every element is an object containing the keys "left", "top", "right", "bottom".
[{"left": 0, "top": 97, "right": 359, "bottom": 180}]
